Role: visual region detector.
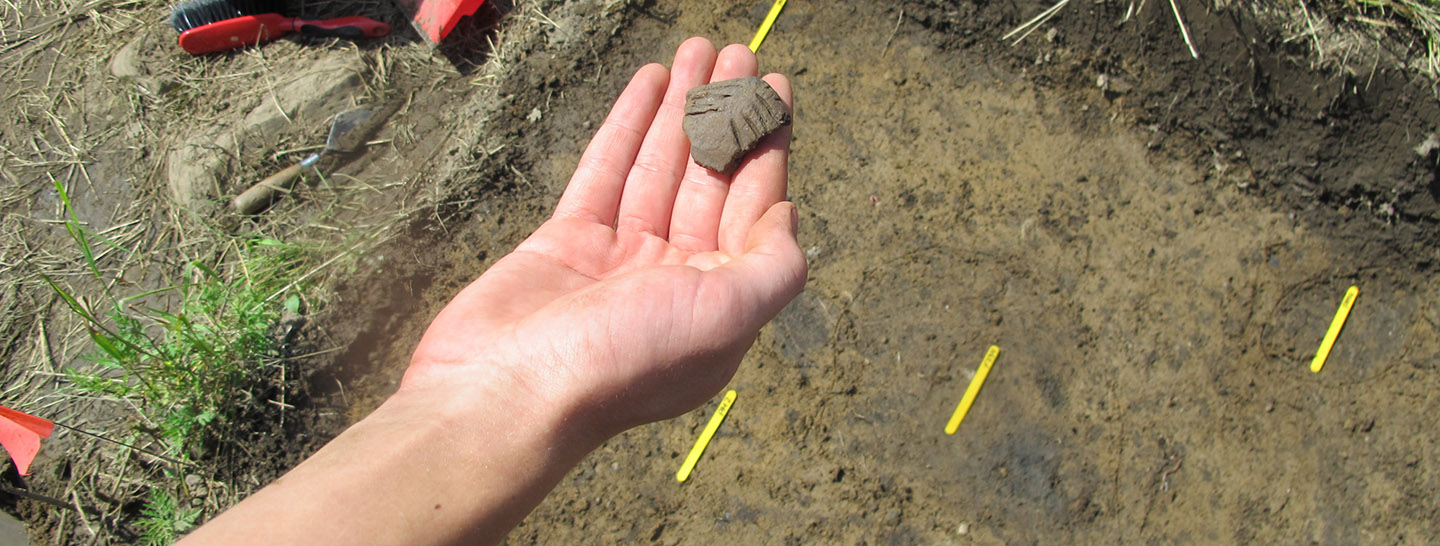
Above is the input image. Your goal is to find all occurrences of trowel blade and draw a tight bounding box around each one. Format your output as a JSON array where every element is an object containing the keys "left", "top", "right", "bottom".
[{"left": 325, "top": 109, "right": 372, "bottom": 154}]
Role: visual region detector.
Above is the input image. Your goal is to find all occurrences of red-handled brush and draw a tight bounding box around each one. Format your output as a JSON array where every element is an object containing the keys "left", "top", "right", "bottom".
[{"left": 169, "top": 0, "right": 389, "bottom": 54}]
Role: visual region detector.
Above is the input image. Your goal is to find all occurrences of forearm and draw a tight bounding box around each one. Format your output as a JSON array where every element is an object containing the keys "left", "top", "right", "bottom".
[{"left": 178, "top": 375, "right": 604, "bottom": 546}]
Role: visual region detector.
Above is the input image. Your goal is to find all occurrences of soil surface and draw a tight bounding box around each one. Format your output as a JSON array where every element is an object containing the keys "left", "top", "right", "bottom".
[
  {"left": 6, "top": 0, "right": 1440, "bottom": 543},
  {"left": 455, "top": 2, "right": 1440, "bottom": 544},
  {"left": 335, "top": 1, "right": 1440, "bottom": 544}
]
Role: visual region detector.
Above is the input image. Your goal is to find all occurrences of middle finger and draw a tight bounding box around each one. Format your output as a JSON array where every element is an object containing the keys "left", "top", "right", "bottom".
[{"left": 613, "top": 37, "right": 718, "bottom": 238}]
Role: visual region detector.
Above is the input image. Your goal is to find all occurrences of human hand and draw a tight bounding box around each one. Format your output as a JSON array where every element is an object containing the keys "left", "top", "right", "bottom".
[{"left": 403, "top": 38, "right": 806, "bottom": 437}]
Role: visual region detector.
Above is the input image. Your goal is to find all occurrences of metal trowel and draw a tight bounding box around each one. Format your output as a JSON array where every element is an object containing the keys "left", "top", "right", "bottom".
[{"left": 232, "top": 108, "right": 372, "bottom": 215}]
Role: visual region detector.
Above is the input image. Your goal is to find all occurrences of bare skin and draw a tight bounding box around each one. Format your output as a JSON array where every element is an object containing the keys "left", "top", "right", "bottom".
[{"left": 176, "top": 37, "right": 805, "bottom": 546}]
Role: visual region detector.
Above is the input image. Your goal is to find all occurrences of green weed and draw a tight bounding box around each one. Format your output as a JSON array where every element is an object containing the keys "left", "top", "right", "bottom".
[
  {"left": 52, "top": 243, "right": 305, "bottom": 453},
  {"left": 46, "top": 180, "right": 308, "bottom": 455},
  {"left": 135, "top": 488, "right": 202, "bottom": 546},
  {"left": 43, "top": 180, "right": 312, "bottom": 542}
]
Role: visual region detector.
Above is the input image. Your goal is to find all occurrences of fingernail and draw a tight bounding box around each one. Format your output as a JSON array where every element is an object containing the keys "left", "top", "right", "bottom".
[{"left": 789, "top": 202, "right": 799, "bottom": 233}]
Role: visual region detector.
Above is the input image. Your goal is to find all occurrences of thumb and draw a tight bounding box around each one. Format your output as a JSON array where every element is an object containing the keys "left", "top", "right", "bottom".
[
  {"left": 714, "top": 201, "right": 807, "bottom": 329},
  {"left": 745, "top": 200, "right": 800, "bottom": 255}
]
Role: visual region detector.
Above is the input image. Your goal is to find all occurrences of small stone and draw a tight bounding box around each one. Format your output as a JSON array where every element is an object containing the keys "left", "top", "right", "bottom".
[
  {"left": 957, "top": 522, "right": 970, "bottom": 535},
  {"left": 110, "top": 35, "right": 147, "bottom": 80},
  {"left": 184, "top": 474, "right": 208, "bottom": 498},
  {"left": 884, "top": 510, "right": 902, "bottom": 525},
  {"left": 1097, "top": 73, "right": 1134, "bottom": 95},
  {"left": 682, "top": 77, "right": 791, "bottom": 173},
  {"left": 1415, "top": 133, "right": 1440, "bottom": 157},
  {"left": 0, "top": 508, "right": 30, "bottom": 545}
]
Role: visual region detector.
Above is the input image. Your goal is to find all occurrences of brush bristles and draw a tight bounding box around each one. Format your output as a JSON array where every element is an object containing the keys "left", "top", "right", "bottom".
[{"left": 169, "top": 0, "right": 287, "bottom": 32}]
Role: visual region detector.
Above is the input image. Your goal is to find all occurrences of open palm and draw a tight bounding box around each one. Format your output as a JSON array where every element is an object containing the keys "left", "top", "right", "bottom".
[{"left": 405, "top": 39, "right": 806, "bottom": 433}]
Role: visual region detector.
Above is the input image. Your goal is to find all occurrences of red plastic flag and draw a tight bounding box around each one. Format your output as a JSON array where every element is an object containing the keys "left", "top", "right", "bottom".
[{"left": 0, "top": 405, "right": 55, "bottom": 476}]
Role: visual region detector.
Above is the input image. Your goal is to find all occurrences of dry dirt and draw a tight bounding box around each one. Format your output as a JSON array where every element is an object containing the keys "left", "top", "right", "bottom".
[{"left": 5, "top": 0, "right": 1440, "bottom": 544}]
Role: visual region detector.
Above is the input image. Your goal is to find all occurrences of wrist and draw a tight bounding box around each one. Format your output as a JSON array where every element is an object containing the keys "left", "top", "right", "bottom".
[{"left": 391, "top": 357, "right": 613, "bottom": 463}]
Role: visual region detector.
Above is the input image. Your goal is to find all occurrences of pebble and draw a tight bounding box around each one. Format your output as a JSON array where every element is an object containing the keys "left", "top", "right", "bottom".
[
  {"left": 884, "top": 510, "right": 902, "bottom": 525},
  {"left": 184, "top": 474, "right": 208, "bottom": 498}
]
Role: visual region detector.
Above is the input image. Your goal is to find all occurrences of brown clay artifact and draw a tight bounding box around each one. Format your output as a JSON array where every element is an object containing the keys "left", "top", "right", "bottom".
[{"left": 682, "top": 77, "right": 792, "bottom": 173}]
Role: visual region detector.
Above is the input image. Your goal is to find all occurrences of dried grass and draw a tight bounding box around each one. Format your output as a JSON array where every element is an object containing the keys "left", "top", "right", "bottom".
[
  {"left": 1360, "top": 0, "right": 1440, "bottom": 74},
  {"left": 1267, "top": 0, "right": 1440, "bottom": 80}
]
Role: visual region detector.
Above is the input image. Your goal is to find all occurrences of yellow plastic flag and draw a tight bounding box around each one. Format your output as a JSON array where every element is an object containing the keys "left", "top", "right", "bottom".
[
  {"left": 748, "top": 0, "right": 786, "bottom": 52},
  {"left": 946, "top": 346, "right": 999, "bottom": 435},
  {"left": 1311, "top": 285, "right": 1358, "bottom": 373},
  {"left": 677, "top": 390, "right": 737, "bottom": 482}
]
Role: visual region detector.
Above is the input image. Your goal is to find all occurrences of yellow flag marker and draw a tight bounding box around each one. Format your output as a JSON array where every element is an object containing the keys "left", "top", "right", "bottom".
[
  {"left": 748, "top": 0, "right": 786, "bottom": 52},
  {"left": 677, "top": 389, "right": 737, "bottom": 482},
  {"left": 946, "top": 346, "right": 1000, "bottom": 435},
  {"left": 1311, "top": 285, "right": 1359, "bottom": 373}
]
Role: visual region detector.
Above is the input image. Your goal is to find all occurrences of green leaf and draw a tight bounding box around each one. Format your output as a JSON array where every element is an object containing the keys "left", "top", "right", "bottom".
[
  {"left": 40, "top": 273, "right": 97, "bottom": 324},
  {"left": 137, "top": 488, "right": 201, "bottom": 546},
  {"left": 52, "top": 179, "right": 103, "bottom": 279},
  {"left": 89, "top": 329, "right": 129, "bottom": 362},
  {"left": 189, "top": 260, "right": 221, "bottom": 280}
]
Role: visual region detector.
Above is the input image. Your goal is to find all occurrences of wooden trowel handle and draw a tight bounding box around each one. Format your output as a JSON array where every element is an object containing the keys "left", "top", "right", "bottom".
[{"left": 231, "top": 161, "right": 307, "bottom": 215}]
